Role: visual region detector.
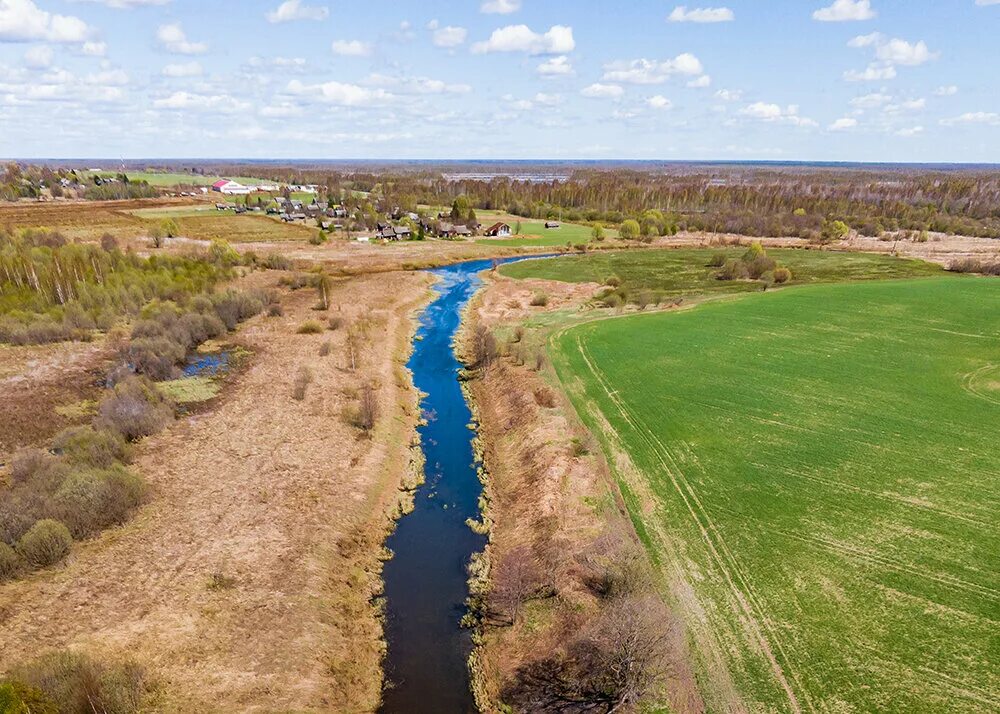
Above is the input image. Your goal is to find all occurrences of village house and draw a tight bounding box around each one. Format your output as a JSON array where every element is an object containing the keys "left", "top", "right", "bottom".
[
  {"left": 545, "top": 221, "right": 561, "bottom": 229},
  {"left": 484, "top": 221, "right": 512, "bottom": 237},
  {"left": 212, "top": 179, "right": 252, "bottom": 195}
]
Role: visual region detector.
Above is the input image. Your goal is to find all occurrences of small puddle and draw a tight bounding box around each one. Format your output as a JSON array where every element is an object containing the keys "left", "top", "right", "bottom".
[
  {"left": 182, "top": 350, "right": 231, "bottom": 377},
  {"left": 380, "top": 256, "right": 550, "bottom": 713}
]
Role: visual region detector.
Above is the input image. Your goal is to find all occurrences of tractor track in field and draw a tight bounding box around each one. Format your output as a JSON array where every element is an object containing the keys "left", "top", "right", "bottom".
[{"left": 573, "top": 333, "right": 810, "bottom": 714}]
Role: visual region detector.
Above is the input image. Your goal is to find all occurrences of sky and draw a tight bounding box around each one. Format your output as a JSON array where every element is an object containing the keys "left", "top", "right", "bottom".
[{"left": 0, "top": 0, "right": 998, "bottom": 162}]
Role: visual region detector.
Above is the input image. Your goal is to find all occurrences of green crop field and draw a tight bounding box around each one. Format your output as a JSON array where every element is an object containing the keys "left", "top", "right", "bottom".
[
  {"left": 501, "top": 247, "right": 943, "bottom": 298},
  {"left": 79, "top": 170, "right": 270, "bottom": 187},
  {"left": 549, "top": 277, "right": 1000, "bottom": 713}
]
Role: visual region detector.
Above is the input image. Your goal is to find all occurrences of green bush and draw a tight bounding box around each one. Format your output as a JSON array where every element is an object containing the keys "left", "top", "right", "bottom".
[
  {"left": 0, "top": 680, "right": 57, "bottom": 714},
  {"left": 16, "top": 520, "right": 72, "bottom": 568},
  {"left": 0, "top": 541, "right": 22, "bottom": 581},
  {"left": 53, "top": 426, "right": 132, "bottom": 469},
  {"left": 9, "top": 650, "right": 147, "bottom": 714},
  {"left": 773, "top": 266, "right": 792, "bottom": 284},
  {"left": 52, "top": 466, "right": 145, "bottom": 539},
  {"left": 297, "top": 320, "right": 324, "bottom": 335}
]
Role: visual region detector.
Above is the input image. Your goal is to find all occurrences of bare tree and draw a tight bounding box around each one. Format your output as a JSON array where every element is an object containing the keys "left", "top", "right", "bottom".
[
  {"left": 471, "top": 324, "right": 498, "bottom": 371},
  {"left": 490, "top": 545, "right": 543, "bottom": 625}
]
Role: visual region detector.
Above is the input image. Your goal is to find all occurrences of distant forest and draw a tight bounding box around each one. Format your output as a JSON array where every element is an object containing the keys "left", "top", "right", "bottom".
[{"left": 8, "top": 161, "right": 1000, "bottom": 239}]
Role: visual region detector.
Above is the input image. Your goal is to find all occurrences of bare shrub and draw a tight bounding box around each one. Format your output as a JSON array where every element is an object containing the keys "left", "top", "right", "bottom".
[
  {"left": 533, "top": 351, "right": 546, "bottom": 372},
  {"left": 53, "top": 426, "right": 132, "bottom": 469},
  {"left": 471, "top": 325, "right": 498, "bottom": 371},
  {"left": 207, "top": 572, "right": 237, "bottom": 590},
  {"left": 533, "top": 388, "right": 557, "bottom": 408},
  {"left": 11, "top": 448, "right": 48, "bottom": 485},
  {"left": 948, "top": 258, "right": 1000, "bottom": 276},
  {"left": 502, "top": 596, "right": 673, "bottom": 713},
  {"left": 319, "top": 341, "right": 332, "bottom": 357},
  {"left": 9, "top": 649, "right": 149, "bottom": 714},
  {"left": 16, "top": 519, "right": 72, "bottom": 568},
  {"left": 529, "top": 292, "right": 549, "bottom": 307},
  {"left": 263, "top": 253, "right": 293, "bottom": 270},
  {"left": 328, "top": 315, "right": 345, "bottom": 331},
  {"left": 292, "top": 366, "right": 313, "bottom": 401},
  {"left": 773, "top": 266, "right": 792, "bottom": 284},
  {"left": 95, "top": 376, "right": 174, "bottom": 441},
  {"left": 511, "top": 326, "right": 525, "bottom": 343},
  {"left": 297, "top": 320, "right": 324, "bottom": 335},
  {"left": 125, "top": 336, "right": 185, "bottom": 380},
  {"left": 707, "top": 252, "right": 727, "bottom": 267},
  {"left": 211, "top": 290, "right": 263, "bottom": 330},
  {"left": 267, "top": 303, "right": 284, "bottom": 317},
  {"left": 490, "top": 545, "right": 545, "bottom": 625},
  {"left": 100, "top": 233, "right": 119, "bottom": 252},
  {"left": 350, "top": 384, "right": 379, "bottom": 432}
]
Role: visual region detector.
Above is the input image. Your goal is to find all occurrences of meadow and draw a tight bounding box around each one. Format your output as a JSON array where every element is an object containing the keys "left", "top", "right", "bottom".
[
  {"left": 474, "top": 210, "right": 615, "bottom": 247},
  {"left": 80, "top": 171, "right": 270, "bottom": 187},
  {"left": 549, "top": 276, "right": 1000, "bottom": 713},
  {"left": 501, "top": 247, "right": 943, "bottom": 298}
]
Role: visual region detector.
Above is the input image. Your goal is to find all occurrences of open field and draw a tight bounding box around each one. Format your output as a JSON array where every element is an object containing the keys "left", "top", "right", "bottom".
[
  {"left": 549, "top": 276, "right": 1000, "bottom": 713},
  {"left": 474, "top": 210, "right": 616, "bottom": 247},
  {"left": 80, "top": 171, "right": 271, "bottom": 187},
  {"left": 501, "top": 247, "right": 944, "bottom": 298}
]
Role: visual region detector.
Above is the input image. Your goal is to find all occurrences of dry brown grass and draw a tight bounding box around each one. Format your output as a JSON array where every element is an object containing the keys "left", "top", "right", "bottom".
[{"left": 0, "top": 268, "right": 432, "bottom": 712}]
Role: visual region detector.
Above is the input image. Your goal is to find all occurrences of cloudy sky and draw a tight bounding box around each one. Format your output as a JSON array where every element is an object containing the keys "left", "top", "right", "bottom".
[{"left": 0, "top": 0, "right": 998, "bottom": 161}]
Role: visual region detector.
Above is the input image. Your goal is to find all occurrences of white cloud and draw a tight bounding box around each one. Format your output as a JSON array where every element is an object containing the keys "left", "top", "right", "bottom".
[
  {"left": 874, "top": 38, "right": 936, "bottom": 66},
  {"left": 933, "top": 85, "right": 958, "bottom": 96},
  {"left": 739, "top": 102, "right": 818, "bottom": 127},
  {"left": 80, "top": 40, "right": 106, "bottom": 56},
  {"left": 668, "top": 6, "right": 734, "bottom": 23},
  {"left": 471, "top": 25, "right": 574, "bottom": 55},
  {"left": 895, "top": 126, "right": 924, "bottom": 137},
  {"left": 285, "top": 79, "right": 392, "bottom": 106},
  {"left": 715, "top": 88, "right": 742, "bottom": 101},
  {"left": 941, "top": 112, "right": 1000, "bottom": 126},
  {"left": 602, "top": 55, "right": 703, "bottom": 84},
  {"left": 331, "top": 39, "right": 372, "bottom": 56},
  {"left": 259, "top": 102, "right": 302, "bottom": 118},
  {"left": 647, "top": 95, "right": 672, "bottom": 109},
  {"left": 266, "top": 0, "right": 328, "bottom": 23},
  {"left": 365, "top": 73, "right": 471, "bottom": 95},
  {"left": 77, "top": 0, "right": 170, "bottom": 7},
  {"left": 533, "top": 92, "right": 561, "bottom": 106},
  {"left": 813, "top": 0, "right": 875, "bottom": 22},
  {"left": 24, "top": 44, "right": 52, "bottom": 68},
  {"left": 154, "top": 91, "right": 249, "bottom": 113},
  {"left": 162, "top": 61, "right": 202, "bottom": 77},
  {"left": 581, "top": 83, "right": 624, "bottom": 99},
  {"left": 850, "top": 91, "right": 891, "bottom": 109},
  {"left": 536, "top": 55, "right": 573, "bottom": 76},
  {"left": 843, "top": 63, "right": 896, "bottom": 81},
  {"left": 432, "top": 25, "right": 467, "bottom": 48},
  {"left": 156, "top": 23, "right": 207, "bottom": 55},
  {"left": 975, "top": 0, "right": 1000, "bottom": 5},
  {"left": 829, "top": 117, "right": 857, "bottom": 130},
  {"left": 687, "top": 74, "right": 711, "bottom": 88},
  {"left": 0, "top": 0, "right": 91, "bottom": 43},
  {"left": 481, "top": 0, "right": 520, "bottom": 14}
]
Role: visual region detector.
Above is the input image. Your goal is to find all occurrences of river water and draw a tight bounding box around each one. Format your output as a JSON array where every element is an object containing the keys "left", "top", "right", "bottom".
[{"left": 379, "top": 257, "right": 536, "bottom": 713}]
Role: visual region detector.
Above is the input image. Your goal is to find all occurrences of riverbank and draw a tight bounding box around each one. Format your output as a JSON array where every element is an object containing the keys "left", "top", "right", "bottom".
[
  {"left": 0, "top": 268, "right": 432, "bottom": 711},
  {"left": 462, "top": 270, "right": 704, "bottom": 713}
]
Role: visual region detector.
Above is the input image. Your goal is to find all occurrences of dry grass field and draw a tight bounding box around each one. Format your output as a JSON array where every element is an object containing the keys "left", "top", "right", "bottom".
[{"left": 0, "top": 268, "right": 433, "bottom": 711}]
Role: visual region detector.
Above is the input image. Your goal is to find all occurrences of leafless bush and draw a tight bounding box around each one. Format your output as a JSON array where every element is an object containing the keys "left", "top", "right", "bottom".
[
  {"left": 533, "top": 351, "right": 546, "bottom": 372},
  {"left": 267, "top": 303, "right": 284, "bottom": 317},
  {"left": 10, "top": 447, "right": 48, "bottom": 484},
  {"left": 533, "top": 388, "right": 557, "bottom": 408},
  {"left": 490, "top": 545, "right": 546, "bottom": 625},
  {"left": 502, "top": 596, "right": 674, "bottom": 713},
  {"left": 530, "top": 292, "right": 549, "bottom": 307},
  {"left": 511, "top": 326, "right": 525, "bottom": 343},
  {"left": 948, "top": 258, "right": 1000, "bottom": 275},
  {"left": 211, "top": 290, "right": 263, "bottom": 330},
  {"left": 100, "top": 233, "right": 119, "bottom": 252},
  {"left": 471, "top": 324, "right": 499, "bottom": 371},
  {"left": 95, "top": 376, "right": 174, "bottom": 441},
  {"left": 328, "top": 315, "right": 345, "bottom": 331},
  {"left": 319, "top": 341, "right": 332, "bottom": 356},
  {"left": 292, "top": 366, "right": 313, "bottom": 401},
  {"left": 52, "top": 465, "right": 146, "bottom": 539},
  {"left": 351, "top": 384, "right": 379, "bottom": 432}
]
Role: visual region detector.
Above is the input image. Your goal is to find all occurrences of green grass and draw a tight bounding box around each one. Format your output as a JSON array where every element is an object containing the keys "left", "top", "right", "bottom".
[
  {"left": 550, "top": 276, "right": 1000, "bottom": 713},
  {"left": 474, "top": 210, "right": 615, "bottom": 247},
  {"left": 156, "top": 376, "right": 220, "bottom": 403},
  {"left": 501, "top": 247, "right": 943, "bottom": 298},
  {"left": 79, "top": 171, "right": 270, "bottom": 187}
]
